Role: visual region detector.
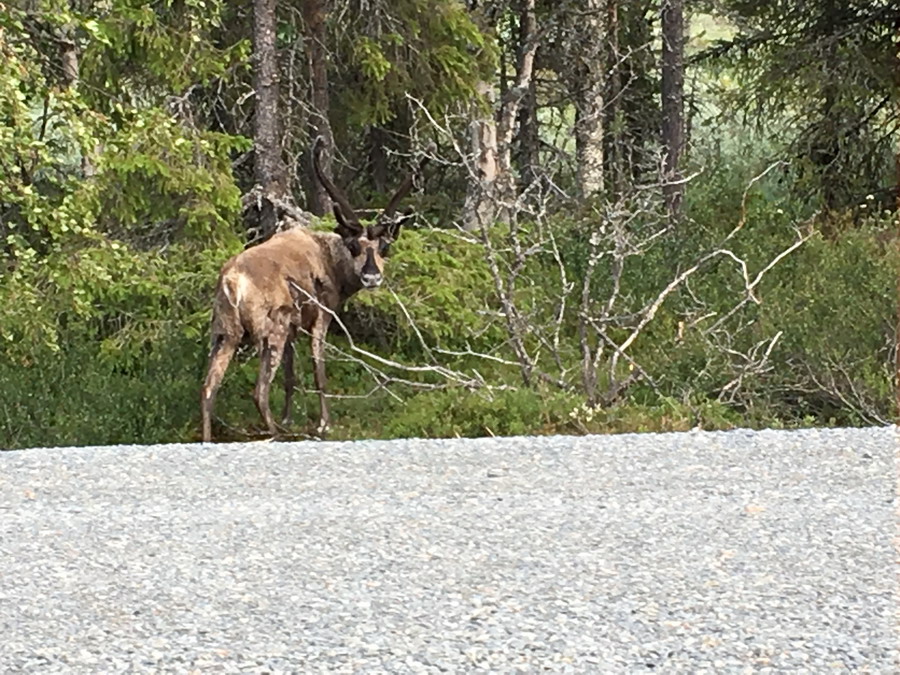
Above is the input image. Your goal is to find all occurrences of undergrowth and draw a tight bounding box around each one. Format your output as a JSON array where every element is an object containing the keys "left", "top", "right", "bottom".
[{"left": 1, "top": 200, "right": 894, "bottom": 449}]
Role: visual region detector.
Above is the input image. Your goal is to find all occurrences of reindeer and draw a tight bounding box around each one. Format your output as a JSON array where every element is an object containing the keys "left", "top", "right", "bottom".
[{"left": 200, "top": 139, "right": 428, "bottom": 441}]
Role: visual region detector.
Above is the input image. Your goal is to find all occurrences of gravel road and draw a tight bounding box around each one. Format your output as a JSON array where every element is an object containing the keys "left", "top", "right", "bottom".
[{"left": 0, "top": 427, "right": 897, "bottom": 673}]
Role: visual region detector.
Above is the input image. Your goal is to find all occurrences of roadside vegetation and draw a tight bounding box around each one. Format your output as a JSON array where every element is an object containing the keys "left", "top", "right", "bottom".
[{"left": 1, "top": 1, "right": 896, "bottom": 448}]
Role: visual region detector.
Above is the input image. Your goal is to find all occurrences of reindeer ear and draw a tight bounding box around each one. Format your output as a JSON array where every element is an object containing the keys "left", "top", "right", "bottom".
[
  {"left": 344, "top": 238, "right": 361, "bottom": 256},
  {"left": 332, "top": 205, "right": 362, "bottom": 255},
  {"left": 369, "top": 208, "right": 414, "bottom": 243},
  {"left": 387, "top": 209, "right": 416, "bottom": 242}
]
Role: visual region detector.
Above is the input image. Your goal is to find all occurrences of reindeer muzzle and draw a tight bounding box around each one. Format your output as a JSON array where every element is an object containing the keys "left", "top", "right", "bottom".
[{"left": 361, "top": 273, "right": 383, "bottom": 288}]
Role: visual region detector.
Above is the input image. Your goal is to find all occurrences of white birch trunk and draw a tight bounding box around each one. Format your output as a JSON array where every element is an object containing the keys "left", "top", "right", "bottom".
[
  {"left": 462, "top": 81, "right": 499, "bottom": 231},
  {"left": 575, "top": 0, "right": 606, "bottom": 199}
]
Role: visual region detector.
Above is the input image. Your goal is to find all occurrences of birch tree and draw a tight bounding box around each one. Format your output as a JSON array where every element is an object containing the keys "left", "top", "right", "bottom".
[
  {"left": 463, "top": 0, "right": 537, "bottom": 230},
  {"left": 572, "top": 0, "right": 606, "bottom": 199}
]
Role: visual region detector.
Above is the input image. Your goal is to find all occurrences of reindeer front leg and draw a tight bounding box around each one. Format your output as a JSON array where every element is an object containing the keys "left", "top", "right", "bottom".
[{"left": 310, "top": 313, "right": 332, "bottom": 436}]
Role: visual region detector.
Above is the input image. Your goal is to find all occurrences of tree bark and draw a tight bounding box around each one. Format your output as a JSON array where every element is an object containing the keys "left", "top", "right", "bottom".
[
  {"left": 661, "top": 0, "right": 685, "bottom": 222},
  {"left": 495, "top": 0, "right": 537, "bottom": 222},
  {"left": 618, "top": 1, "right": 656, "bottom": 177},
  {"left": 462, "top": 80, "right": 500, "bottom": 231},
  {"left": 302, "top": 0, "right": 333, "bottom": 216},
  {"left": 515, "top": 4, "right": 539, "bottom": 191},
  {"left": 605, "top": 0, "right": 625, "bottom": 195},
  {"left": 253, "top": 0, "right": 288, "bottom": 236},
  {"left": 56, "top": 14, "right": 96, "bottom": 178},
  {"left": 574, "top": 0, "right": 606, "bottom": 199},
  {"left": 816, "top": 0, "right": 841, "bottom": 222},
  {"left": 516, "top": 77, "right": 540, "bottom": 190},
  {"left": 463, "top": 0, "right": 537, "bottom": 230},
  {"left": 58, "top": 26, "right": 78, "bottom": 89}
]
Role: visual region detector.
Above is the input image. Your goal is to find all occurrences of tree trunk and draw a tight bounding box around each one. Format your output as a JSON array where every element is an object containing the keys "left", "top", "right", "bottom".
[
  {"left": 605, "top": 0, "right": 625, "bottom": 195},
  {"left": 661, "top": 0, "right": 685, "bottom": 222},
  {"left": 574, "top": 0, "right": 606, "bottom": 199},
  {"left": 58, "top": 26, "right": 78, "bottom": 89},
  {"left": 302, "top": 0, "right": 333, "bottom": 216},
  {"left": 463, "top": 0, "right": 537, "bottom": 230},
  {"left": 253, "top": 0, "right": 288, "bottom": 236},
  {"left": 619, "top": 1, "right": 656, "bottom": 178},
  {"left": 495, "top": 0, "right": 538, "bottom": 222},
  {"left": 514, "top": 4, "right": 539, "bottom": 191},
  {"left": 56, "top": 14, "right": 96, "bottom": 178},
  {"left": 516, "top": 77, "right": 540, "bottom": 190},
  {"left": 462, "top": 80, "right": 500, "bottom": 231},
  {"left": 816, "top": 0, "right": 841, "bottom": 223}
]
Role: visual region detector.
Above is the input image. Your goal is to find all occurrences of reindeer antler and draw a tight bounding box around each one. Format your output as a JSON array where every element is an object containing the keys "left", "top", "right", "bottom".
[
  {"left": 379, "top": 143, "right": 434, "bottom": 221},
  {"left": 312, "top": 137, "right": 362, "bottom": 234}
]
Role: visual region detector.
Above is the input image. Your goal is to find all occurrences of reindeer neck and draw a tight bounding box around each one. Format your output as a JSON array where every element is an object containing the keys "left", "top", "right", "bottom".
[{"left": 314, "top": 231, "right": 365, "bottom": 301}]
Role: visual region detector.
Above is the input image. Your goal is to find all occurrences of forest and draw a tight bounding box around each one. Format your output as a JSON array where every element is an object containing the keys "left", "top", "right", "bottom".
[{"left": 0, "top": 0, "right": 897, "bottom": 448}]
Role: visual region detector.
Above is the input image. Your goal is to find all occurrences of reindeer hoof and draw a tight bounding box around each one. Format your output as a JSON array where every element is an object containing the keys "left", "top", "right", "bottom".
[{"left": 315, "top": 420, "right": 330, "bottom": 438}]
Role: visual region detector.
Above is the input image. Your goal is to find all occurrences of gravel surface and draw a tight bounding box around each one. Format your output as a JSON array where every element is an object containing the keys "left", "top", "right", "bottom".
[{"left": 0, "top": 427, "right": 897, "bottom": 673}]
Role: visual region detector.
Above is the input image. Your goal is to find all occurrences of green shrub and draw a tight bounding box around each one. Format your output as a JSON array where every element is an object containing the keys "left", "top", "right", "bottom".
[
  {"left": 0, "top": 334, "right": 201, "bottom": 448},
  {"left": 607, "top": 214, "right": 897, "bottom": 427},
  {"left": 324, "top": 385, "right": 578, "bottom": 440},
  {"left": 346, "top": 227, "right": 505, "bottom": 354}
]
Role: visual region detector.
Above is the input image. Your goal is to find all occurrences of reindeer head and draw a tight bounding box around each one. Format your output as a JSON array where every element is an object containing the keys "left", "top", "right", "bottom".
[{"left": 313, "top": 138, "right": 427, "bottom": 289}]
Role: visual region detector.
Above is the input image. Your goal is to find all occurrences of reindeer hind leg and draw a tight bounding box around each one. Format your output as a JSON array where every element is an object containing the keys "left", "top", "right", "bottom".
[
  {"left": 281, "top": 328, "right": 296, "bottom": 426},
  {"left": 201, "top": 333, "right": 239, "bottom": 442},
  {"left": 253, "top": 322, "right": 289, "bottom": 438}
]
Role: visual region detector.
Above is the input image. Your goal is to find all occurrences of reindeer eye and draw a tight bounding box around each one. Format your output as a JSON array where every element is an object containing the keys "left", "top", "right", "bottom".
[{"left": 379, "top": 240, "right": 391, "bottom": 256}]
